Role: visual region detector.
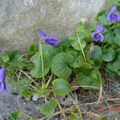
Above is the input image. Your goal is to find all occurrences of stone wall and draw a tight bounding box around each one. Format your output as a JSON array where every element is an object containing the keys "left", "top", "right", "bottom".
[{"left": 0, "top": 0, "right": 106, "bottom": 51}]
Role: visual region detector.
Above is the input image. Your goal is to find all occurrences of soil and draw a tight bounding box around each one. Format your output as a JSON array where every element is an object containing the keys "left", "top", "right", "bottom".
[{"left": 0, "top": 76, "right": 120, "bottom": 120}]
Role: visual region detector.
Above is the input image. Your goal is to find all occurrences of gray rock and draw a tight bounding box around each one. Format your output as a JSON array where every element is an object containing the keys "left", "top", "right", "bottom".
[
  {"left": 0, "top": 93, "right": 43, "bottom": 119},
  {"left": 0, "top": 0, "right": 107, "bottom": 51},
  {"left": 0, "top": 94, "right": 19, "bottom": 119}
]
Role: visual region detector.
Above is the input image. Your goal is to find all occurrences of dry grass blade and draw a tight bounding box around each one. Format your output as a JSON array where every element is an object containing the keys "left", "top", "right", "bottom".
[{"left": 54, "top": 93, "right": 67, "bottom": 120}]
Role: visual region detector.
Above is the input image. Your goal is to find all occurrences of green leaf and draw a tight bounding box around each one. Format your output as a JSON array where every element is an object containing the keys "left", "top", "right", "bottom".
[
  {"left": 76, "top": 22, "right": 86, "bottom": 34},
  {"left": 1, "top": 54, "right": 9, "bottom": 63},
  {"left": 35, "top": 87, "right": 49, "bottom": 96},
  {"left": 107, "top": 59, "right": 120, "bottom": 76},
  {"left": 30, "top": 52, "right": 51, "bottom": 78},
  {"left": 70, "top": 55, "right": 84, "bottom": 68},
  {"left": 8, "top": 110, "right": 21, "bottom": 120},
  {"left": 97, "top": 11, "right": 107, "bottom": 25},
  {"left": 40, "top": 99, "right": 57, "bottom": 117},
  {"left": 28, "top": 43, "right": 38, "bottom": 55},
  {"left": 31, "top": 44, "right": 59, "bottom": 78},
  {"left": 2, "top": 51, "right": 22, "bottom": 63},
  {"left": 21, "top": 88, "right": 32, "bottom": 98},
  {"left": 53, "top": 79, "right": 71, "bottom": 96},
  {"left": 8, "top": 51, "right": 21, "bottom": 62},
  {"left": 51, "top": 52, "right": 73, "bottom": 79},
  {"left": 114, "top": 34, "right": 120, "bottom": 46},
  {"left": 76, "top": 22, "right": 90, "bottom": 38},
  {"left": 79, "top": 63, "right": 93, "bottom": 74},
  {"left": 92, "top": 45, "right": 102, "bottom": 59},
  {"left": 2, "top": 51, "right": 27, "bottom": 69},
  {"left": 39, "top": 44, "right": 59, "bottom": 59},
  {"left": 91, "top": 45, "right": 102, "bottom": 68},
  {"left": 93, "top": 59, "right": 103, "bottom": 69},
  {"left": 98, "top": 15, "right": 107, "bottom": 25},
  {"left": 106, "top": 64, "right": 116, "bottom": 77},
  {"left": 98, "top": 117, "right": 108, "bottom": 120},
  {"left": 17, "top": 78, "right": 30, "bottom": 89},
  {"left": 89, "top": 20, "right": 98, "bottom": 31},
  {"left": 108, "top": 0, "right": 120, "bottom": 5},
  {"left": 69, "top": 34, "right": 86, "bottom": 51},
  {"left": 69, "top": 113, "right": 80, "bottom": 120},
  {"left": 59, "top": 39, "right": 71, "bottom": 51},
  {"left": 28, "top": 117, "right": 35, "bottom": 120},
  {"left": 114, "top": 28, "right": 120, "bottom": 35},
  {"left": 102, "top": 48, "right": 115, "bottom": 62},
  {"left": 68, "top": 51, "right": 84, "bottom": 68},
  {"left": 76, "top": 71, "right": 102, "bottom": 89},
  {"left": 105, "top": 31, "right": 114, "bottom": 44}
]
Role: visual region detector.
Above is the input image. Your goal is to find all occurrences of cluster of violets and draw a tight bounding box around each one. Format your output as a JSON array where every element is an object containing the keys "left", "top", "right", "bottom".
[
  {"left": 0, "top": 6, "right": 120, "bottom": 94},
  {"left": 92, "top": 6, "right": 120, "bottom": 42},
  {"left": 90, "top": 6, "right": 120, "bottom": 58},
  {"left": 37, "top": 6, "right": 120, "bottom": 47}
]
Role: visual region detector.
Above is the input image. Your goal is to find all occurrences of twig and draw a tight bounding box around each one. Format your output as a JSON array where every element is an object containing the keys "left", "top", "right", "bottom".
[
  {"left": 17, "top": 70, "right": 22, "bottom": 81},
  {"left": 16, "top": 96, "right": 32, "bottom": 119},
  {"left": 53, "top": 93, "right": 67, "bottom": 120},
  {"left": 75, "top": 104, "right": 83, "bottom": 118},
  {"left": 20, "top": 69, "right": 39, "bottom": 87},
  {"left": 39, "top": 103, "right": 77, "bottom": 120},
  {"left": 97, "top": 84, "right": 103, "bottom": 104},
  {"left": 72, "top": 85, "right": 100, "bottom": 89},
  {"left": 83, "top": 112, "right": 100, "bottom": 118},
  {"left": 39, "top": 97, "right": 120, "bottom": 120},
  {"left": 39, "top": 105, "right": 100, "bottom": 120},
  {"left": 46, "top": 74, "right": 53, "bottom": 88},
  {"left": 84, "top": 98, "right": 120, "bottom": 106},
  {"left": 70, "top": 92, "right": 83, "bottom": 120}
]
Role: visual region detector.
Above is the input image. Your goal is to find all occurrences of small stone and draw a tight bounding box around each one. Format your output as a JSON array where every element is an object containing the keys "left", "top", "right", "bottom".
[{"left": 32, "top": 94, "right": 39, "bottom": 101}]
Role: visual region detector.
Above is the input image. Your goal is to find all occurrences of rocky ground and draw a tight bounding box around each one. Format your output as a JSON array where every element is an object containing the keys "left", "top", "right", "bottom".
[
  {"left": 0, "top": 94, "right": 42, "bottom": 120},
  {"left": 0, "top": 77, "right": 120, "bottom": 120}
]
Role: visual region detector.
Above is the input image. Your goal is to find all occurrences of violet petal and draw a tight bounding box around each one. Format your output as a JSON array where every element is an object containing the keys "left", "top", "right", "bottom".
[
  {"left": 96, "top": 24, "right": 105, "bottom": 33},
  {"left": 37, "top": 30, "right": 48, "bottom": 39},
  {"left": 0, "top": 68, "right": 5, "bottom": 82}
]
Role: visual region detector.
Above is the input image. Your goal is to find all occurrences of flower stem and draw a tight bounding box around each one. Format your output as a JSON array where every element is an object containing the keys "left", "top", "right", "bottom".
[
  {"left": 39, "top": 43, "right": 45, "bottom": 88},
  {"left": 76, "top": 33, "right": 86, "bottom": 62}
]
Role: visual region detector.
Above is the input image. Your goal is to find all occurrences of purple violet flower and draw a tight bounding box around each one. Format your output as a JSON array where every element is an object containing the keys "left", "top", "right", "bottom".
[
  {"left": 88, "top": 43, "right": 94, "bottom": 58},
  {"left": 107, "top": 6, "right": 120, "bottom": 23},
  {"left": 89, "top": 49, "right": 93, "bottom": 58},
  {"left": 38, "top": 30, "right": 59, "bottom": 46},
  {"left": 91, "top": 24, "right": 105, "bottom": 42},
  {"left": 0, "top": 67, "right": 8, "bottom": 93}
]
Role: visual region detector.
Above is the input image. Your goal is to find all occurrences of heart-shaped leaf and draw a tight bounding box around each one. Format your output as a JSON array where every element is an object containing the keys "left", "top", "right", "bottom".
[
  {"left": 69, "top": 35, "right": 86, "bottom": 51},
  {"left": 51, "top": 52, "right": 73, "bottom": 79},
  {"left": 39, "top": 44, "right": 59, "bottom": 59},
  {"left": 114, "top": 34, "right": 120, "bottom": 46},
  {"left": 92, "top": 45, "right": 102, "bottom": 59},
  {"left": 53, "top": 79, "right": 71, "bottom": 96},
  {"left": 40, "top": 99, "right": 57, "bottom": 117},
  {"left": 102, "top": 48, "right": 115, "bottom": 62},
  {"left": 68, "top": 51, "right": 84, "bottom": 68},
  {"left": 79, "top": 63, "right": 93, "bottom": 74},
  {"left": 76, "top": 71, "right": 102, "bottom": 89},
  {"left": 31, "top": 52, "right": 51, "bottom": 78}
]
